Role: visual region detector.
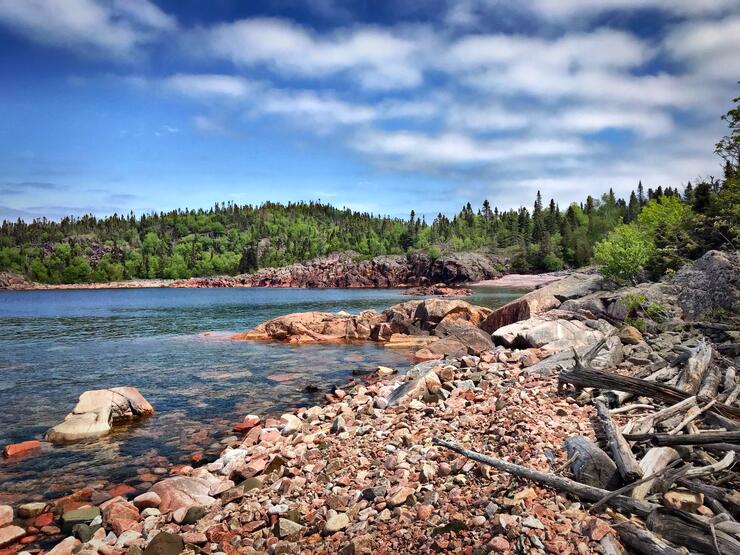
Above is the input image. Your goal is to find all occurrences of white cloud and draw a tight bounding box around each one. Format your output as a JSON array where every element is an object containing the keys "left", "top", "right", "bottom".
[
  {"left": 162, "top": 74, "right": 253, "bottom": 98},
  {"left": 549, "top": 105, "right": 674, "bottom": 137},
  {"left": 199, "top": 18, "right": 427, "bottom": 89},
  {"left": 256, "top": 89, "right": 378, "bottom": 126},
  {"left": 353, "top": 130, "right": 588, "bottom": 168},
  {"left": 0, "top": 0, "right": 176, "bottom": 57},
  {"left": 663, "top": 15, "right": 740, "bottom": 80}
]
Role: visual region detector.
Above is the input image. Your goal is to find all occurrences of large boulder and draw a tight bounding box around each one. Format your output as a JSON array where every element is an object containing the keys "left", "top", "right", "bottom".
[
  {"left": 481, "top": 273, "right": 601, "bottom": 333},
  {"left": 45, "top": 387, "right": 153, "bottom": 443},
  {"left": 672, "top": 250, "right": 739, "bottom": 322},
  {"left": 149, "top": 477, "right": 216, "bottom": 513},
  {"left": 413, "top": 299, "right": 472, "bottom": 329}
]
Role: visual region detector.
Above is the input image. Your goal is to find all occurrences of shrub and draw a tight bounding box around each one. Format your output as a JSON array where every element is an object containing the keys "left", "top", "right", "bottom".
[
  {"left": 542, "top": 253, "right": 564, "bottom": 271},
  {"left": 593, "top": 224, "right": 654, "bottom": 284}
]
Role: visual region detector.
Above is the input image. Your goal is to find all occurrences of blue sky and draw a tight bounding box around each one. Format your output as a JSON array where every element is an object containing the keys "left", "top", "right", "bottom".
[{"left": 0, "top": 0, "right": 738, "bottom": 221}]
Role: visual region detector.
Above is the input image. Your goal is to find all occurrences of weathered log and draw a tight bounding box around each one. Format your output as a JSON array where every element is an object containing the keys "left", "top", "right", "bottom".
[
  {"left": 700, "top": 443, "right": 740, "bottom": 453},
  {"left": 559, "top": 367, "right": 740, "bottom": 420},
  {"left": 632, "top": 397, "right": 698, "bottom": 435},
  {"left": 624, "top": 431, "right": 740, "bottom": 446},
  {"left": 646, "top": 507, "right": 740, "bottom": 554},
  {"left": 668, "top": 400, "right": 717, "bottom": 435},
  {"left": 590, "top": 459, "right": 682, "bottom": 513},
  {"left": 698, "top": 365, "right": 722, "bottom": 399},
  {"left": 705, "top": 412, "right": 740, "bottom": 432},
  {"left": 726, "top": 384, "right": 740, "bottom": 407},
  {"left": 432, "top": 438, "right": 658, "bottom": 517},
  {"left": 614, "top": 522, "right": 685, "bottom": 555},
  {"left": 594, "top": 397, "right": 644, "bottom": 483},
  {"left": 676, "top": 341, "right": 713, "bottom": 395},
  {"left": 564, "top": 435, "right": 621, "bottom": 489},
  {"left": 632, "top": 447, "right": 681, "bottom": 500},
  {"left": 718, "top": 342, "right": 740, "bottom": 357},
  {"left": 723, "top": 367, "right": 736, "bottom": 394}
]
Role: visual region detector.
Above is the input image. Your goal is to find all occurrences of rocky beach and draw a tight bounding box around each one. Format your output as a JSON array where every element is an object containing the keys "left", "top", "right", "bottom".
[{"left": 0, "top": 250, "right": 737, "bottom": 555}]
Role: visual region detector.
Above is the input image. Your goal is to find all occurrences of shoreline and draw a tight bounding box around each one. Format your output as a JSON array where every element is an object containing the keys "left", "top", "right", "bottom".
[{"left": 470, "top": 271, "right": 569, "bottom": 290}]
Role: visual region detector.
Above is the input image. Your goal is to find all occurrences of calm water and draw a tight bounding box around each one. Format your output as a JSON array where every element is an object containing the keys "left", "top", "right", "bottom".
[{"left": 0, "top": 286, "right": 523, "bottom": 504}]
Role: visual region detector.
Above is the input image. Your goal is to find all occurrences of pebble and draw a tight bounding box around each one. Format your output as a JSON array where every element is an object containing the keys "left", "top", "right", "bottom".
[{"left": 324, "top": 513, "right": 350, "bottom": 533}]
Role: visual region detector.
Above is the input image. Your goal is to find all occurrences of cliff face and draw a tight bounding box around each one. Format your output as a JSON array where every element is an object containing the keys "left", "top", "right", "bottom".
[{"left": 173, "top": 251, "right": 508, "bottom": 289}]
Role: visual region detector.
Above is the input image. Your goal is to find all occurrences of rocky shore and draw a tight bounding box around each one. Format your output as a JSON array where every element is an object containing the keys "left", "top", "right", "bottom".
[
  {"left": 0, "top": 251, "right": 507, "bottom": 291},
  {"left": 1, "top": 250, "right": 738, "bottom": 555}
]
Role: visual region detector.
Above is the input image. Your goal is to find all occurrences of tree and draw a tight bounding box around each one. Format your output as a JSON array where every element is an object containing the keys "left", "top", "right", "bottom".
[{"left": 593, "top": 224, "right": 654, "bottom": 285}]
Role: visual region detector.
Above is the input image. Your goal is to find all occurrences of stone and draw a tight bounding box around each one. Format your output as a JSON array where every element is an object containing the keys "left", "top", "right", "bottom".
[
  {"left": 132, "top": 492, "right": 161, "bottom": 510},
  {"left": 72, "top": 523, "right": 99, "bottom": 543},
  {"left": 564, "top": 436, "right": 620, "bottom": 490},
  {"left": 387, "top": 486, "right": 414, "bottom": 508},
  {"left": 376, "top": 366, "right": 396, "bottom": 376},
  {"left": 619, "top": 325, "right": 644, "bottom": 345},
  {"left": 103, "top": 501, "right": 140, "bottom": 535},
  {"left": 116, "top": 530, "right": 142, "bottom": 548},
  {"left": 45, "top": 387, "right": 153, "bottom": 443},
  {"left": 149, "top": 477, "right": 216, "bottom": 513},
  {"left": 385, "top": 362, "right": 441, "bottom": 406},
  {"left": 62, "top": 507, "right": 101, "bottom": 533},
  {"left": 182, "top": 506, "right": 206, "bottom": 525},
  {"left": 663, "top": 489, "right": 704, "bottom": 512},
  {"left": 280, "top": 413, "right": 302, "bottom": 435},
  {"left": 0, "top": 525, "right": 25, "bottom": 547},
  {"left": 35, "top": 512, "right": 53, "bottom": 527},
  {"left": 324, "top": 513, "right": 350, "bottom": 533},
  {"left": 2, "top": 440, "right": 41, "bottom": 458},
  {"left": 143, "top": 532, "right": 184, "bottom": 555},
  {"left": 489, "top": 537, "right": 510, "bottom": 552},
  {"left": 277, "top": 518, "right": 304, "bottom": 539},
  {"left": 46, "top": 536, "right": 81, "bottom": 555},
  {"left": 18, "top": 502, "right": 47, "bottom": 519},
  {"left": 0, "top": 506, "right": 12, "bottom": 527},
  {"left": 331, "top": 416, "right": 346, "bottom": 434}
]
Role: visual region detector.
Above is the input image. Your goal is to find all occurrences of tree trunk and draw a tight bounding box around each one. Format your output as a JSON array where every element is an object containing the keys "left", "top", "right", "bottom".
[
  {"left": 631, "top": 447, "right": 680, "bottom": 500},
  {"left": 564, "top": 435, "right": 621, "bottom": 490},
  {"left": 615, "top": 522, "right": 685, "bottom": 555},
  {"left": 676, "top": 342, "right": 712, "bottom": 394},
  {"left": 646, "top": 507, "right": 740, "bottom": 554},
  {"left": 624, "top": 430, "right": 740, "bottom": 446}
]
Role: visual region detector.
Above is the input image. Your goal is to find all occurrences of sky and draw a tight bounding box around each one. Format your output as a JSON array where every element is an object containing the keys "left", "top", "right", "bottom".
[{"left": 0, "top": 0, "right": 738, "bottom": 221}]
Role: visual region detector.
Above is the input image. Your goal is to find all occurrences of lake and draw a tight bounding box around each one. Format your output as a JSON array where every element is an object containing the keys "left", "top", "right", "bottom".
[{"left": 0, "top": 286, "right": 524, "bottom": 504}]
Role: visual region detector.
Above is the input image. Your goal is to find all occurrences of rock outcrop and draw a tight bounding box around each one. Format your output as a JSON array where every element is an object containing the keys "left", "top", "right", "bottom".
[
  {"left": 671, "top": 250, "right": 740, "bottom": 322},
  {"left": 176, "top": 251, "right": 507, "bottom": 289},
  {"left": 45, "top": 387, "right": 154, "bottom": 443},
  {"left": 480, "top": 272, "right": 602, "bottom": 333}
]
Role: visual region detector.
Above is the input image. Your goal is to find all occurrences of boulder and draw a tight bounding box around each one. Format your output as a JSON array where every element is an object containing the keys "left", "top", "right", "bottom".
[
  {"left": 619, "top": 325, "right": 644, "bottom": 345},
  {"left": 0, "top": 505, "right": 12, "bottom": 527},
  {"left": 61, "top": 507, "right": 101, "bottom": 533},
  {"left": 102, "top": 500, "right": 140, "bottom": 535},
  {"left": 45, "top": 387, "right": 153, "bottom": 443},
  {"left": 672, "top": 250, "right": 740, "bottom": 322},
  {"left": 481, "top": 273, "right": 601, "bottom": 333},
  {"left": 149, "top": 477, "right": 216, "bottom": 513},
  {"left": 493, "top": 315, "right": 604, "bottom": 353},
  {"left": 413, "top": 299, "right": 472, "bottom": 329},
  {"left": 0, "top": 525, "right": 25, "bottom": 548}
]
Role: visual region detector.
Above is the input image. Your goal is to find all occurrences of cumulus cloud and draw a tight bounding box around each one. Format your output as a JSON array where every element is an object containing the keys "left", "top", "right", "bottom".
[
  {"left": 162, "top": 73, "right": 253, "bottom": 98},
  {"left": 0, "top": 0, "right": 176, "bottom": 58},
  {"left": 663, "top": 15, "right": 740, "bottom": 80}
]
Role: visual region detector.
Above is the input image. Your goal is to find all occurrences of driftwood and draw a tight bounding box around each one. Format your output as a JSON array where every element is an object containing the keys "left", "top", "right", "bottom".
[
  {"left": 698, "top": 365, "right": 722, "bottom": 399},
  {"left": 594, "top": 397, "right": 644, "bottom": 483},
  {"left": 676, "top": 342, "right": 713, "bottom": 394},
  {"left": 564, "top": 435, "right": 620, "bottom": 489},
  {"left": 624, "top": 431, "right": 740, "bottom": 446},
  {"left": 559, "top": 367, "right": 740, "bottom": 420},
  {"left": 432, "top": 438, "right": 658, "bottom": 517},
  {"left": 684, "top": 451, "right": 735, "bottom": 479},
  {"left": 632, "top": 447, "right": 681, "bottom": 500},
  {"left": 632, "top": 397, "right": 698, "bottom": 435},
  {"left": 614, "top": 522, "right": 685, "bottom": 555},
  {"left": 646, "top": 507, "right": 740, "bottom": 554}
]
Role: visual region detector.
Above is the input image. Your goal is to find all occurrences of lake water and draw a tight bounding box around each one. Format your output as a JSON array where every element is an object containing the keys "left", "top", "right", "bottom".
[{"left": 0, "top": 286, "right": 524, "bottom": 504}]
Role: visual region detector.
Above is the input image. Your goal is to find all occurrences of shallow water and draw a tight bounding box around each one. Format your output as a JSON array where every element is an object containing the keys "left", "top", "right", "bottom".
[{"left": 0, "top": 286, "right": 524, "bottom": 503}]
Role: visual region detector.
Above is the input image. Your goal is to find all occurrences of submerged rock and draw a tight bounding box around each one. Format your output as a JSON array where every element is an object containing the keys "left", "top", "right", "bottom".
[{"left": 45, "top": 387, "right": 153, "bottom": 443}]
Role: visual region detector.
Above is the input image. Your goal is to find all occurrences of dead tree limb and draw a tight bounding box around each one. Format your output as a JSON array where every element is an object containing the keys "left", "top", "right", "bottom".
[
  {"left": 559, "top": 367, "right": 740, "bottom": 420},
  {"left": 594, "top": 397, "right": 644, "bottom": 483},
  {"left": 632, "top": 447, "right": 681, "bottom": 500},
  {"left": 432, "top": 438, "right": 658, "bottom": 517},
  {"left": 624, "top": 431, "right": 740, "bottom": 446}
]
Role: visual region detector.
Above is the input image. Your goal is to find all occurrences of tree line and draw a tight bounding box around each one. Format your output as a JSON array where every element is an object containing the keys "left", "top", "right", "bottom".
[{"left": 1, "top": 100, "right": 737, "bottom": 285}]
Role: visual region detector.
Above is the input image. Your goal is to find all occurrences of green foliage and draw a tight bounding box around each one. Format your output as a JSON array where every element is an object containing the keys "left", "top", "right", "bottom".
[
  {"left": 623, "top": 292, "right": 646, "bottom": 314},
  {"left": 542, "top": 253, "right": 564, "bottom": 271},
  {"left": 593, "top": 224, "right": 654, "bottom": 284},
  {"left": 625, "top": 317, "right": 647, "bottom": 334}
]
